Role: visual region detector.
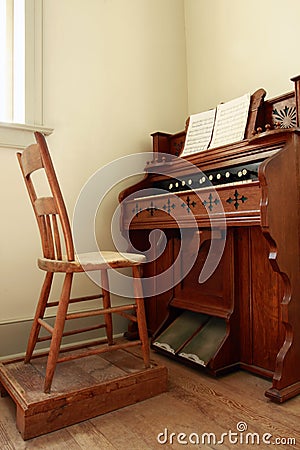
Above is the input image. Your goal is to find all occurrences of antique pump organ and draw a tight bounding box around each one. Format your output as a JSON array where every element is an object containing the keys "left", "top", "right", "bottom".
[{"left": 119, "top": 76, "right": 300, "bottom": 402}]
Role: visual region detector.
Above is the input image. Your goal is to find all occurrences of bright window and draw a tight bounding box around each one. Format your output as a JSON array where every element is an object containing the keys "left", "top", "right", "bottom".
[
  {"left": 0, "top": 0, "right": 42, "bottom": 125},
  {"left": 0, "top": 0, "right": 49, "bottom": 150},
  {"left": 0, "top": 0, "right": 8, "bottom": 121},
  {"left": 14, "top": 0, "right": 25, "bottom": 123}
]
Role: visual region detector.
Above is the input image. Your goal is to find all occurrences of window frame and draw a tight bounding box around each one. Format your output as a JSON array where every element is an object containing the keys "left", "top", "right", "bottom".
[{"left": 0, "top": 0, "right": 53, "bottom": 150}]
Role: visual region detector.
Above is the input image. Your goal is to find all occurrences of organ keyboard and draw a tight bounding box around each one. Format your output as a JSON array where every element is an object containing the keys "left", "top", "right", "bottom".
[{"left": 119, "top": 75, "right": 300, "bottom": 402}]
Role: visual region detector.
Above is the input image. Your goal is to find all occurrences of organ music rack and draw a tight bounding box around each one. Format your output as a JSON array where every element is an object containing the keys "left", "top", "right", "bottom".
[{"left": 119, "top": 75, "right": 300, "bottom": 402}]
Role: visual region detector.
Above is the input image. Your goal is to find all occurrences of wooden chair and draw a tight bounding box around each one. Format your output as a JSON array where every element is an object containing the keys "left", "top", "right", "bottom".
[{"left": 17, "top": 131, "right": 150, "bottom": 393}]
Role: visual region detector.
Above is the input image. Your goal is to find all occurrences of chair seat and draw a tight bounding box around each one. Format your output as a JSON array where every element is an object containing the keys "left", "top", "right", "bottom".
[{"left": 38, "top": 251, "right": 146, "bottom": 273}]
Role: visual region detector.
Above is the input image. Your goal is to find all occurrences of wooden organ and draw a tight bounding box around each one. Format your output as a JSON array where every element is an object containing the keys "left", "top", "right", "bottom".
[{"left": 119, "top": 75, "right": 300, "bottom": 402}]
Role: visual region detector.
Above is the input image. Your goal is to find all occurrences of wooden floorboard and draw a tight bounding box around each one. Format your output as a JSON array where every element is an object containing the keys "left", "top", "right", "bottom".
[{"left": 0, "top": 350, "right": 299, "bottom": 449}]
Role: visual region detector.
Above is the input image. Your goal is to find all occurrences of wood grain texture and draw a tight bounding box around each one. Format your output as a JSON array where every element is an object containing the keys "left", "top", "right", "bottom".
[
  {"left": 0, "top": 350, "right": 299, "bottom": 449},
  {"left": 0, "top": 347, "right": 167, "bottom": 441},
  {"left": 17, "top": 132, "right": 150, "bottom": 393},
  {"left": 119, "top": 80, "right": 300, "bottom": 403}
]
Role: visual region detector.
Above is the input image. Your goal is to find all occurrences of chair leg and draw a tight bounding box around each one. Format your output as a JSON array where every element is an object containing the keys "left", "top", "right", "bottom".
[
  {"left": 25, "top": 272, "right": 54, "bottom": 364},
  {"left": 101, "top": 269, "right": 113, "bottom": 345},
  {"left": 132, "top": 265, "right": 150, "bottom": 368},
  {"left": 44, "top": 272, "right": 73, "bottom": 393}
]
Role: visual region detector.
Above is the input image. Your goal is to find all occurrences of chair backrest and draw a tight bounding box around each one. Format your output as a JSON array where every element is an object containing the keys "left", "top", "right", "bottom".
[{"left": 17, "top": 131, "right": 75, "bottom": 261}]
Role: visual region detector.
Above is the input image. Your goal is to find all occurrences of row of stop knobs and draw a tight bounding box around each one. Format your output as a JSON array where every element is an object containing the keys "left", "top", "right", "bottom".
[{"left": 168, "top": 168, "right": 249, "bottom": 190}]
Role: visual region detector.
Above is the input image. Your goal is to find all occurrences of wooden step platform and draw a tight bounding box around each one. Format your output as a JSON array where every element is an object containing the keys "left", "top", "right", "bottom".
[{"left": 0, "top": 345, "right": 168, "bottom": 440}]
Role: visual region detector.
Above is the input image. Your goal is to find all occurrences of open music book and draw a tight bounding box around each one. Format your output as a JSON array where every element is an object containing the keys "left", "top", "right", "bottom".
[{"left": 181, "top": 92, "right": 250, "bottom": 156}]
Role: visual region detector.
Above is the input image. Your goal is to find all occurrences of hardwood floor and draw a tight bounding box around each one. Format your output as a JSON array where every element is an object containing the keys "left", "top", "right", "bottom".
[{"left": 1, "top": 350, "right": 299, "bottom": 449}]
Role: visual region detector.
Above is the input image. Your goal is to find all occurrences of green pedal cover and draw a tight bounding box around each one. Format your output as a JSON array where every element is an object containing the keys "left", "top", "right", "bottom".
[
  {"left": 178, "top": 317, "right": 226, "bottom": 366},
  {"left": 152, "top": 311, "right": 209, "bottom": 354}
]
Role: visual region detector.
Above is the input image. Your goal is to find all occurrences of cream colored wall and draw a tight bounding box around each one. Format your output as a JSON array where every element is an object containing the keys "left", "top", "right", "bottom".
[
  {"left": 185, "top": 0, "right": 300, "bottom": 114},
  {"left": 3, "top": 0, "right": 299, "bottom": 358},
  {"left": 0, "top": 0, "right": 187, "bottom": 357}
]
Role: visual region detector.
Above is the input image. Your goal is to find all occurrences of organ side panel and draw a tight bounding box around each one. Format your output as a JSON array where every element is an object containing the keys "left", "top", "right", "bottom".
[
  {"left": 250, "top": 227, "right": 285, "bottom": 374},
  {"left": 259, "top": 130, "right": 300, "bottom": 402},
  {"left": 236, "top": 226, "right": 285, "bottom": 377}
]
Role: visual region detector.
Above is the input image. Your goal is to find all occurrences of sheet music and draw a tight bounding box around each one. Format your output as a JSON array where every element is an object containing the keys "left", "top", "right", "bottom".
[
  {"left": 181, "top": 109, "right": 216, "bottom": 156},
  {"left": 209, "top": 93, "right": 250, "bottom": 148}
]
